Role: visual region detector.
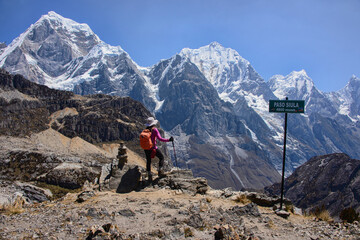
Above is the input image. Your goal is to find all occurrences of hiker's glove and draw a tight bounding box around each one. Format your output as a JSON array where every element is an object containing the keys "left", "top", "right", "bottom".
[{"left": 169, "top": 136, "right": 174, "bottom": 142}]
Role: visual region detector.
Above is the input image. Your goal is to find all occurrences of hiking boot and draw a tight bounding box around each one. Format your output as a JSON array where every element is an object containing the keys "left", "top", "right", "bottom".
[
  {"left": 147, "top": 171, "right": 153, "bottom": 182},
  {"left": 158, "top": 169, "right": 166, "bottom": 178}
]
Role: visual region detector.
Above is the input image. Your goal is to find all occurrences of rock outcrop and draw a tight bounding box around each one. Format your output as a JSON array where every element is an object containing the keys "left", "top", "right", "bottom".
[
  {"left": 98, "top": 144, "right": 208, "bottom": 195},
  {"left": 37, "top": 162, "right": 99, "bottom": 189},
  {"left": 156, "top": 168, "right": 208, "bottom": 195},
  {"left": 0, "top": 180, "right": 52, "bottom": 206},
  {"left": 0, "top": 69, "right": 152, "bottom": 146},
  {"left": 265, "top": 153, "right": 360, "bottom": 218}
]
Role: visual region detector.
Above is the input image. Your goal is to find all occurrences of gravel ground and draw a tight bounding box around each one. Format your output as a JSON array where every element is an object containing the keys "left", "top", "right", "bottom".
[{"left": 1, "top": 187, "right": 359, "bottom": 240}]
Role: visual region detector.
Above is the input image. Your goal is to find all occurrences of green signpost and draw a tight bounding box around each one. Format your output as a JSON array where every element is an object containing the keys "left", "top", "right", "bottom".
[
  {"left": 269, "top": 98, "right": 305, "bottom": 210},
  {"left": 269, "top": 100, "right": 305, "bottom": 113}
]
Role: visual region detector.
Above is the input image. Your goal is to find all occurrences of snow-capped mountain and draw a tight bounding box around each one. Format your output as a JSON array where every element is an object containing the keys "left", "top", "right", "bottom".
[
  {"left": 179, "top": 42, "right": 283, "bottom": 140},
  {"left": 180, "top": 42, "right": 275, "bottom": 109},
  {"left": 327, "top": 75, "right": 360, "bottom": 122},
  {"left": 266, "top": 71, "right": 360, "bottom": 169},
  {"left": 180, "top": 43, "right": 360, "bottom": 174},
  {"left": 180, "top": 43, "right": 302, "bottom": 172},
  {"left": 0, "top": 11, "right": 100, "bottom": 86},
  {"left": 146, "top": 54, "right": 280, "bottom": 189},
  {"left": 179, "top": 43, "right": 286, "bottom": 163},
  {"left": 1, "top": 11, "right": 360, "bottom": 190},
  {"left": 268, "top": 70, "right": 338, "bottom": 117},
  {"left": 268, "top": 70, "right": 314, "bottom": 100},
  {"left": 0, "top": 11, "right": 156, "bottom": 111}
]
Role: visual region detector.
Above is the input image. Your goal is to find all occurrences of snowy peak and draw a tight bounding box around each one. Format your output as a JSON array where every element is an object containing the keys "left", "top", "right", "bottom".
[
  {"left": 269, "top": 70, "right": 341, "bottom": 117},
  {"left": 0, "top": 11, "right": 102, "bottom": 87},
  {"left": 181, "top": 41, "right": 247, "bottom": 64},
  {"left": 335, "top": 75, "right": 360, "bottom": 119},
  {"left": 38, "top": 11, "right": 96, "bottom": 37},
  {"left": 339, "top": 75, "right": 360, "bottom": 98},
  {"left": 180, "top": 42, "right": 269, "bottom": 105},
  {"left": 180, "top": 42, "right": 249, "bottom": 83},
  {"left": 351, "top": 74, "right": 359, "bottom": 80},
  {"left": 268, "top": 70, "right": 315, "bottom": 100},
  {"left": 32, "top": 11, "right": 101, "bottom": 47},
  {"left": 346, "top": 75, "right": 360, "bottom": 90},
  {"left": 1, "top": 11, "right": 100, "bottom": 60},
  {"left": 209, "top": 41, "right": 222, "bottom": 47},
  {"left": 33, "top": 11, "right": 101, "bottom": 56},
  {"left": 288, "top": 69, "right": 310, "bottom": 80}
]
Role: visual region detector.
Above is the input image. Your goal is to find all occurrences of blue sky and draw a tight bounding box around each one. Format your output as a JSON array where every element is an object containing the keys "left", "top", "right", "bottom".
[{"left": 0, "top": 0, "right": 359, "bottom": 92}]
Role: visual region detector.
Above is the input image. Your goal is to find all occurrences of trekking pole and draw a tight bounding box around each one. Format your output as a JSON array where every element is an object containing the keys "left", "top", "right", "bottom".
[
  {"left": 171, "top": 140, "right": 180, "bottom": 177},
  {"left": 172, "top": 141, "right": 178, "bottom": 169}
]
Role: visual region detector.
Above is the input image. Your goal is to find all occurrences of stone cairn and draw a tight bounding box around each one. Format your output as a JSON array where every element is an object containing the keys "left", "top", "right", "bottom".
[
  {"left": 116, "top": 142, "right": 128, "bottom": 170},
  {"left": 100, "top": 142, "right": 129, "bottom": 190}
]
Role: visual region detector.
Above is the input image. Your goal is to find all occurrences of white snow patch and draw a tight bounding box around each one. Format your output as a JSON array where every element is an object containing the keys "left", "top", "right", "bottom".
[
  {"left": 142, "top": 71, "right": 163, "bottom": 112},
  {"left": 229, "top": 155, "right": 245, "bottom": 188},
  {"left": 319, "top": 158, "right": 327, "bottom": 167}
]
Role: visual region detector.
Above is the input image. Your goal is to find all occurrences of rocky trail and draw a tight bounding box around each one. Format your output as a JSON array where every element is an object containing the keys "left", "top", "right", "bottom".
[{"left": 1, "top": 180, "right": 359, "bottom": 239}]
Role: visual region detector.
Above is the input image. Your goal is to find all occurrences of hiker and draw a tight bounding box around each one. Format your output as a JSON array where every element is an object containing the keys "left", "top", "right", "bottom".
[{"left": 141, "top": 117, "right": 173, "bottom": 181}]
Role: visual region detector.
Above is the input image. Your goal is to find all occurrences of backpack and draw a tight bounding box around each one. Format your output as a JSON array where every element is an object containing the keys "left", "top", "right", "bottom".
[{"left": 140, "top": 129, "right": 153, "bottom": 150}]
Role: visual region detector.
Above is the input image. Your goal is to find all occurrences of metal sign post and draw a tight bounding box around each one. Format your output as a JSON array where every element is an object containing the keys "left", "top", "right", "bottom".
[
  {"left": 280, "top": 107, "right": 288, "bottom": 210},
  {"left": 269, "top": 97, "right": 305, "bottom": 210}
]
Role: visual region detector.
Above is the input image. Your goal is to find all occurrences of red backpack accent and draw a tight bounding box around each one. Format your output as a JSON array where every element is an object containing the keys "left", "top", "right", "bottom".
[{"left": 140, "top": 129, "right": 153, "bottom": 150}]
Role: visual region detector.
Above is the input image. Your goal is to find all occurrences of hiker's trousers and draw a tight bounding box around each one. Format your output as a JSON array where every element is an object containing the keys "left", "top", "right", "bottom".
[{"left": 144, "top": 149, "right": 164, "bottom": 172}]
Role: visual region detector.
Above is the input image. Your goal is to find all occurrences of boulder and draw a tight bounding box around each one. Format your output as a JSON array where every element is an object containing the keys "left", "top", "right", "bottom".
[
  {"left": 37, "top": 162, "right": 99, "bottom": 189},
  {"left": 115, "top": 165, "right": 142, "bottom": 193},
  {"left": 86, "top": 223, "right": 123, "bottom": 240},
  {"left": 245, "top": 191, "right": 292, "bottom": 207},
  {"left": 98, "top": 159, "right": 118, "bottom": 190},
  {"left": 99, "top": 162, "right": 143, "bottom": 193},
  {"left": 0, "top": 180, "right": 52, "bottom": 208},
  {"left": 76, "top": 190, "right": 95, "bottom": 203},
  {"left": 15, "top": 181, "right": 53, "bottom": 202},
  {"left": 214, "top": 224, "right": 246, "bottom": 240},
  {"left": 275, "top": 209, "right": 291, "bottom": 219},
  {"left": 156, "top": 168, "right": 208, "bottom": 195},
  {"left": 229, "top": 202, "right": 261, "bottom": 217}
]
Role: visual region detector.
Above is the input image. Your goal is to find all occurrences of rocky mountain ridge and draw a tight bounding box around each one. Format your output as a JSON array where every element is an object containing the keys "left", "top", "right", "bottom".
[
  {"left": 266, "top": 153, "right": 360, "bottom": 219},
  {"left": 0, "top": 68, "right": 151, "bottom": 143}
]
